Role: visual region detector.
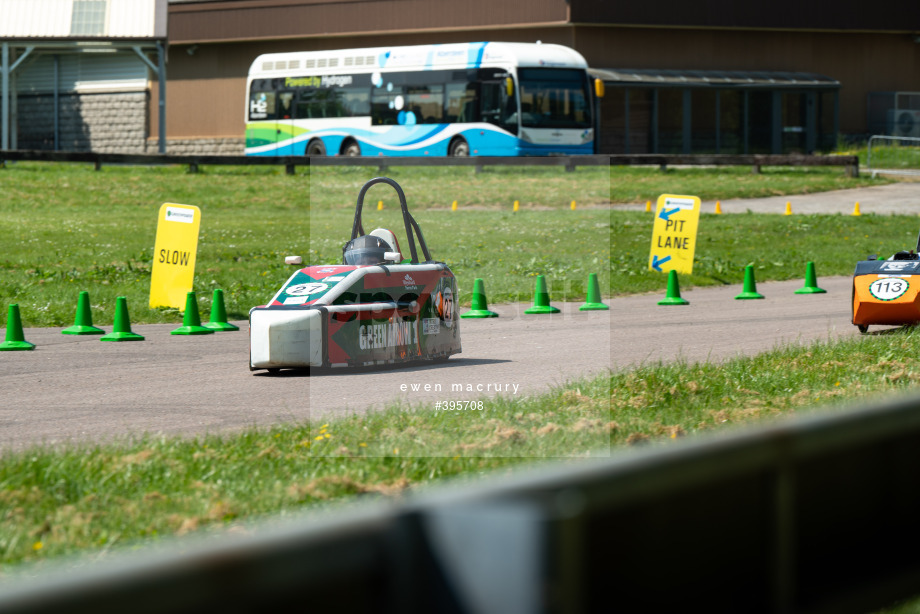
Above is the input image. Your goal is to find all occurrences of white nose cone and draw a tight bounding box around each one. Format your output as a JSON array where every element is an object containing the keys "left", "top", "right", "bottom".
[
  {"left": 285, "top": 255, "right": 303, "bottom": 265},
  {"left": 250, "top": 308, "right": 322, "bottom": 368}
]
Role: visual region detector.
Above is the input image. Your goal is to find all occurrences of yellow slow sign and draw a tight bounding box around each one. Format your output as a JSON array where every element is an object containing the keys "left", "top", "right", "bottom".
[
  {"left": 648, "top": 194, "right": 701, "bottom": 275},
  {"left": 149, "top": 203, "right": 201, "bottom": 309}
]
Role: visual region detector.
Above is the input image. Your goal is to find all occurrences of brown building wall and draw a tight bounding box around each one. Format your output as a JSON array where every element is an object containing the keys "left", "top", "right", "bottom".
[
  {"left": 570, "top": 0, "right": 920, "bottom": 31},
  {"left": 168, "top": 0, "right": 569, "bottom": 44}
]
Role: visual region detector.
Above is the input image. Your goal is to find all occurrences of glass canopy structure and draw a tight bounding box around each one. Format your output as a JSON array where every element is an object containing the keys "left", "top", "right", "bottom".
[{"left": 589, "top": 68, "right": 840, "bottom": 155}]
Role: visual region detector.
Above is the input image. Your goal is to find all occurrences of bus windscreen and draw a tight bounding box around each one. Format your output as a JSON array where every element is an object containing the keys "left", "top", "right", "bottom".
[{"left": 517, "top": 68, "right": 591, "bottom": 129}]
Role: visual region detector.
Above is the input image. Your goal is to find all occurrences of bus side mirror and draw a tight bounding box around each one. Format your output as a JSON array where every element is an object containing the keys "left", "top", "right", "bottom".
[
  {"left": 594, "top": 78, "right": 605, "bottom": 99},
  {"left": 505, "top": 77, "right": 514, "bottom": 97}
]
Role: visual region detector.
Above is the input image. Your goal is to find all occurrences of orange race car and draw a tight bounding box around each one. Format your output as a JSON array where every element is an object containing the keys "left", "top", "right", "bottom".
[{"left": 852, "top": 240, "right": 920, "bottom": 333}]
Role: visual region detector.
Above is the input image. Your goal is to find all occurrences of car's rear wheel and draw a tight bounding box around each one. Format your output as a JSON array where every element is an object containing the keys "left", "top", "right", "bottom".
[
  {"left": 306, "top": 139, "right": 326, "bottom": 156},
  {"left": 341, "top": 140, "right": 361, "bottom": 156},
  {"left": 448, "top": 137, "right": 469, "bottom": 157}
]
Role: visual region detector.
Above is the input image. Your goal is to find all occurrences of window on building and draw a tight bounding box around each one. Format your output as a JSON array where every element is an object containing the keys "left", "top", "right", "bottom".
[
  {"left": 817, "top": 91, "right": 836, "bottom": 151},
  {"left": 71, "top": 0, "right": 107, "bottom": 36},
  {"left": 691, "top": 90, "right": 718, "bottom": 153},
  {"left": 627, "top": 89, "right": 653, "bottom": 154},
  {"left": 718, "top": 90, "right": 744, "bottom": 154},
  {"left": 658, "top": 89, "right": 684, "bottom": 154},
  {"left": 748, "top": 91, "right": 773, "bottom": 154},
  {"left": 781, "top": 92, "right": 808, "bottom": 154}
]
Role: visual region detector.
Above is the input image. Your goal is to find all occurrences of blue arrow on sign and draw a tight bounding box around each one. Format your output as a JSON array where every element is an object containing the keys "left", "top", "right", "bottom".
[
  {"left": 651, "top": 254, "right": 672, "bottom": 272},
  {"left": 658, "top": 207, "right": 680, "bottom": 221}
]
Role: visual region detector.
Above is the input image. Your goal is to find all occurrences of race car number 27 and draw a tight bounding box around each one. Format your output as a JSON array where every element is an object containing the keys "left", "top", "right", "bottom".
[
  {"left": 869, "top": 278, "right": 909, "bottom": 301},
  {"left": 285, "top": 282, "right": 328, "bottom": 296}
]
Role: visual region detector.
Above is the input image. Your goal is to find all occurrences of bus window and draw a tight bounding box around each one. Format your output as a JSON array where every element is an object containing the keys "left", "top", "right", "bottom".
[
  {"left": 405, "top": 84, "right": 444, "bottom": 124},
  {"left": 480, "top": 79, "right": 517, "bottom": 134},
  {"left": 296, "top": 89, "right": 333, "bottom": 118},
  {"left": 278, "top": 91, "right": 294, "bottom": 120},
  {"left": 295, "top": 87, "right": 370, "bottom": 119},
  {"left": 341, "top": 88, "right": 370, "bottom": 116},
  {"left": 249, "top": 89, "right": 277, "bottom": 120},
  {"left": 446, "top": 82, "right": 478, "bottom": 123},
  {"left": 517, "top": 68, "right": 591, "bottom": 129},
  {"left": 295, "top": 91, "right": 314, "bottom": 118},
  {"left": 372, "top": 88, "right": 402, "bottom": 125}
]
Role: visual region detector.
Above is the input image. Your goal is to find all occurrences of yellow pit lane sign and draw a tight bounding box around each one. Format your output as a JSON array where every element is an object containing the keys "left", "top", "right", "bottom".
[
  {"left": 150, "top": 203, "right": 201, "bottom": 309},
  {"left": 648, "top": 194, "right": 701, "bottom": 275}
]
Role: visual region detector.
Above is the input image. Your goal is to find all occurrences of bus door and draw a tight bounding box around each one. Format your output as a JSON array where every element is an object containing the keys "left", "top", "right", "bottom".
[
  {"left": 276, "top": 90, "right": 296, "bottom": 156},
  {"left": 247, "top": 80, "right": 294, "bottom": 155},
  {"left": 480, "top": 72, "right": 518, "bottom": 136}
]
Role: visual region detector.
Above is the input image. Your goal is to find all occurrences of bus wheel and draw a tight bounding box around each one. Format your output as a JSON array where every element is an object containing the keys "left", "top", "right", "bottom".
[
  {"left": 306, "top": 139, "right": 326, "bottom": 156},
  {"left": 448, "top": 137, "right": 469, "bottom": 157},
  {"left": 341, "top": 139, "right": 361, "bottom": 156}
]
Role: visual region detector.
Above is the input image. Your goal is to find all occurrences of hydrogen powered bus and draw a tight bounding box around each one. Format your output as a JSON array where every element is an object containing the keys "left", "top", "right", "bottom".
[{"left": 244, "top": 41, "right": 604, "bottom": 157}]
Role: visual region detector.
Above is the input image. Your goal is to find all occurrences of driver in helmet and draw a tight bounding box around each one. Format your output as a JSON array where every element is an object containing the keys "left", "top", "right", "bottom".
[{"left": 342, "top": 234, "right": 393, "bottom": 266}]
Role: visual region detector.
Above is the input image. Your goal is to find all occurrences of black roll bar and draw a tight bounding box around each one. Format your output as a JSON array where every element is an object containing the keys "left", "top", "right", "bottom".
[{"left": 350, "top": 177, "right": 432, "bottom": 264}]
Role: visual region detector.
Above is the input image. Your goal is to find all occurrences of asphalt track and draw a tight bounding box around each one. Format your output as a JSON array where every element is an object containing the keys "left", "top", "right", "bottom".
[
  {"left": 0, "top": 276, "right": 857, "bottom": 452},
  {"left": 1, "top": 182, "right": 917, "bottom": 451}
]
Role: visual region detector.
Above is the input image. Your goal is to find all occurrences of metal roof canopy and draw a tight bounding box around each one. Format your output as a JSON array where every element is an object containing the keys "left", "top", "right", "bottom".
[
  {"left": 1, "top": 0, "right": 168, "bottom": 152},
  {"left": 589, "top": 67, "right": 840, "bottom": 88}
]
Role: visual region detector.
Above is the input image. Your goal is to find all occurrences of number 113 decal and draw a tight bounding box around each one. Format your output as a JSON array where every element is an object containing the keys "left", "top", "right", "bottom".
[{"left": 869, "top": 278, "right": 910, "bottom": 301}]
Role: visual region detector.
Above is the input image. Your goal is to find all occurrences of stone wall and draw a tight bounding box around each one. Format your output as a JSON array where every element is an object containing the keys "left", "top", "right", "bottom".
[
  {"left": 144, "top": 137, "right": 245, "bottom": 155},
  {"left": 16, "top": 91, "right": 245, "bottom": 155},
  {"left": 16, "top": 92, "right": 148, "bottom": 153}
]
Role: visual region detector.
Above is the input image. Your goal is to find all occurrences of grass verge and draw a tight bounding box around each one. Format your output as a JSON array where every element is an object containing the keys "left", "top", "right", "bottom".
[
  {"left": 0, "top": 162, "right": 903, "bottom": 327},
  {"left": 838, "top": 140, "right": 920, "bottom": 172}
]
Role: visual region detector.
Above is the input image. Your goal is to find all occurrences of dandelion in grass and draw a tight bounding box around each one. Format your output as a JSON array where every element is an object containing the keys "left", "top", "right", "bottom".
[{"left": 32, "top": 541, "right": 43, "bottom": 551}]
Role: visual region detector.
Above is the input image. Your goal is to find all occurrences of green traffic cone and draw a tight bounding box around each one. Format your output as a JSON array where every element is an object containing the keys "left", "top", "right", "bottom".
[
  {"left": 62, "top": 291, "right": 105, "bottom": 335},
  {"left": 0, "top": 304, "right": 35, "bottom": 351},
  {"left": 202, "top": 289, "right": 240, "bottom": 331},
  {"left": 794, "top": 261, "right": 827, "bottom": 294},
  {"left": 461, "top": 278, "right": 499, "bottom": 318},
  {"left": 100, "top": 297, "right": 144, "bottom": 341},
  {"left": 524, "top": 275, "right": 561, "bottom": 314},
  {"left": 171, "top": 291, "right": 215, "bottom": 335},
  {"left": 580, "top": 272, "right": 610, "bottom": 311},
  {"left": 658, "top": 270, "right": 689, "bottom": 306},
  {"left": 735, "top": 265, "right": 765, "bottom": 300}
]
